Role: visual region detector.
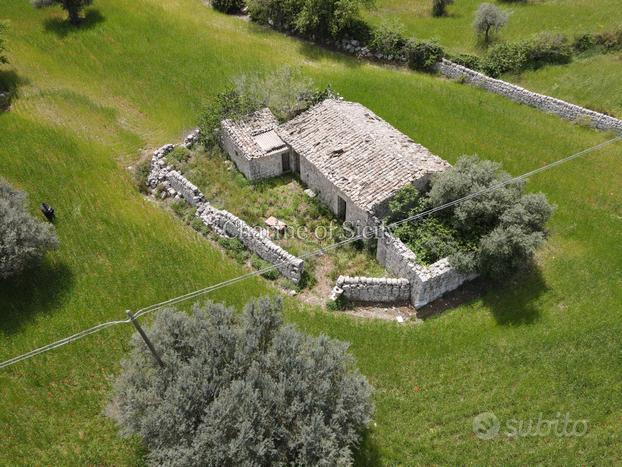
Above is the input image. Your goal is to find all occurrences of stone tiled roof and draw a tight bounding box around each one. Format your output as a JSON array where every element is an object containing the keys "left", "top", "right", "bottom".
[
  {"left": 221, "top": 108, "right": 281, "bottom": 159},
  {"left": 277, "top": 99, "right": 450, "bottom": 212}
]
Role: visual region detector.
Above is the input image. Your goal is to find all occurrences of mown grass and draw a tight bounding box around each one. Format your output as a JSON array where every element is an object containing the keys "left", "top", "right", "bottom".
[
  {"left": 0, "top": 0, "right": 621, "bottom": 465},
  {"left": 367, "top": 0, "right": 622, "bottom": 55}
]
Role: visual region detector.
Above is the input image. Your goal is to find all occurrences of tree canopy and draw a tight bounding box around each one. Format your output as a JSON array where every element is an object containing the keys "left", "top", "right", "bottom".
[
  {"left": 32, "top": 0, "right": 94, "bottom": 26},
  {"left": 0, "top": 179, "right": 58, "bottom": 279},
  {"left": 109, "top": 297, "right": 373, "bottom": 466}
]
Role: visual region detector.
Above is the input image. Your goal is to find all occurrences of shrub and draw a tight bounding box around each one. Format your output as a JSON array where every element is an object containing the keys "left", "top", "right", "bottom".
[
  {"left": 199, "top": 67, "right": 337, "bottom": 149},
  {"left": 450, "top": 53, "right": 483, "bottom": 71},
  {"left": 0, "top": 21, "right": 7, "bottom": 66},
  {"left": 481, "top": 42, "right": 529, "bottom": 77},
  {"left": 211, "top": 0, "right": 245, "bottom": 14},
  {"left": 369, "top": 20, "right": 407, "bottom": 57},
  {"left": 595, "top": 27, "right": 622, "bottom": 52},
  {"left": 0, "top": 179, "right": 59, "bottom": 279},
  {"left": 133, "top": 158, "right": 152, "bottom": 194},
  {"left": 432, "top": 0, "right": 453, "bottom": 17},
  {"left": 473, "top": 3, "right": 508, "bottom": 44},
  {"left": 572, "top": 33, "right": 596, "bottom": 53},
  {"left": 32, "top": 0, "right": 93, "bottom": 25},
  {"left": 247, "top": 0, "right": 375, "bottom": 40},
  {"left": 524, "top": 32, "right": 572, "bottom": 68},
  {"left": 218, "top": 236, "right": 249, "bottom": 263},
  {"left": 390, "top": 156, "right": 554, "bottom": 279},
  {"left": 108, "top": 298, "right": 373, "bottom": 466},
  {"left": 327, "top": 293, "right": 349, "bottom": 311},
  {"left": 406, "top": 39, "right": 445, "bottom": 72}
]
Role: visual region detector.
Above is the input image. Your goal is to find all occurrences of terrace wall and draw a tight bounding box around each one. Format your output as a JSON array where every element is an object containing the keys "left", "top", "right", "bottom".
[
  {"left": 437, "top": 59, "right": 622, "bottom": 133},
  {"left": 147, "top": 142, "right": 304, "bottom": 283},
  {"left": 376, "top": 227, "right": 476, "bottom": 308},
  {"left": 333, "top": 276, "right": 410, "bottom": 303}
]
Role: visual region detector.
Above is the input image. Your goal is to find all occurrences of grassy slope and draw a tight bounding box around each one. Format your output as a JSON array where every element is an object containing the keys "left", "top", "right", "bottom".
[
  {"left": 508, "top": 52, "right": 622, "bottom": 117},
  {"left": 0, "top": 0, "right": 621, "bottom": 465},
  {"left": 367, "top": 0, "right": 622, "bottom": 55}
]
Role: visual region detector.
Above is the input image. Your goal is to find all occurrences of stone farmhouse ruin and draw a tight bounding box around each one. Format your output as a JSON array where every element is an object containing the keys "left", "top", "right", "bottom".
[
  {"left": 219, "top": 99, "right": 475, "bottom": 307},
  {"left": 221, "top": 99, "right": 450, "bottom": 227}
]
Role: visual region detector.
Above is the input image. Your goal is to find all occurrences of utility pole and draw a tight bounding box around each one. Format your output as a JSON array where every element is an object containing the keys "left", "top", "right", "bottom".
[{"left": 126, "top": 311, "right": 165, "bottom": 368}]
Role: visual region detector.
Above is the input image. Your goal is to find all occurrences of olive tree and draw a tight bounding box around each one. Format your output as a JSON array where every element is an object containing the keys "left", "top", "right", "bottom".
[
  {"left": 32, "top": 0, "right": 93, "bottom": 26},
  {"left": 473, "top": 3, "right": 508, "bottom": 43},
  {"left": 108, "top": 297, "right": 373, "bottom": 466},
  {"left": 0, "top": 179, "right": 58, "bottom": 279}
]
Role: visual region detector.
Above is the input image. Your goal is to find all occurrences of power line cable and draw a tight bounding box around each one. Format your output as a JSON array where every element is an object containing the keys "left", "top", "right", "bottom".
[{"left": 1, "top": 135, "right": 620, "bottom": 371}]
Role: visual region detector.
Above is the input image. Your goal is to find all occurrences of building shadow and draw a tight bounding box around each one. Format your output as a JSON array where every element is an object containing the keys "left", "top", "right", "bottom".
[
  {"left": 481, "top": 264, "right": 548, "bottom": 326},
  {"left": 353, "top": 430, "right": 382, "bottom": 467},
  {"left": 43, "top": 9, "right": 105, "bottom": 38},
  {"left": 0, "top": 259, "right": 74, "bottom": 335}
]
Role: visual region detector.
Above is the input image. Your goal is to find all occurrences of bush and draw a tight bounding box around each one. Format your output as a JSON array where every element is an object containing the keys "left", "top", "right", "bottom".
[
  {"left": 198, "top": 67, "right": 337, "bottom": 149},
  {"left": 32, "top": 0, "right": 93, "bottom": 25},
  {"left": 450, "top": 53, "right": 483, "bottom": 71},
  {"left": 369, "top": 20, "right": 407, "bottom": 58},
  {"left": 572, "top": 33, "right": 596, "bottom": 53},
  {"left": 218, "top": 236, "right": 249, "bottom": 263},
  {"left": 109, "top": 298, "right": 373, "bottom": 466},
  {"left": 481, "top": 33, "right": 572, "bottom": 77},
  {"left": 390, "top": 156, "right": 554, "bottom": 279},
  {"left": 432, "top": 0, "right": 453, "bottom": 17},
  {"left": 247, "top": 0, "right": 375, "bottom": 40},
  {"left": 327, "top": 293, "right": 349, "bottom": 311},
  {"left": 0, "top": 21, "right": 7, "bottom": 66},
  {"left": 133, "top": 158, "right": 152, "bottom": 194},
  {"left": 164, "top": 146, "right": 191, "bottom": 171},
  {"left": 406, "top": 39, "right": 445, "bottom": 72},
  {"left": 473, "top": 3, "right": 508, "bottom": 44},
  {"left": 211, "top": 0, "right": 245, "bottom": 14},
  {"left": 594, "top": 27, "right": 622, "bottom": 52},
  {"left": 0, "top": 179, "right": 59, "bottom": 279}
]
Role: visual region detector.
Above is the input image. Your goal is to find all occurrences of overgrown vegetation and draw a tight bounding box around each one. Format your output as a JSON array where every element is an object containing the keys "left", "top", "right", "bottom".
[
  {"left": 0, "top": 178, "right": 59, "bottom": 279},
  {"left": 0, "top": 21, "right": 7, "bottom": 66},
  {"left": 247, "top": 0, "right": 375, "bottom": 40},
  {"left": 198, "top": 67, "right": 338, "bottom": 149},
  {"left": 109, "top": 297, "right": 373, "bottom": 465},
  {"left": 133, "top": 158, "right": 152, "bottom": 194},
  {"left": 431, "top": 0, "right": 453, "bottom": 18},
  {"left": 211, "top": 0, "right": 244, "bottom": 14},
  {"left": 31, "top": 0, "right": 94, "bottom": 25},
  {"left": 390, "top": 156, "right": 554, "bottom": 279}
]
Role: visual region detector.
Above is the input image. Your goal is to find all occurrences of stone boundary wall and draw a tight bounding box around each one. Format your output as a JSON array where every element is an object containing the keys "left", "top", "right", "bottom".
[
  {"left": 332, "top": 276, "right": 410, "bottom": 304},
  {"left": 376, "top": 227, "right": 476, "bottom": 308},
  {"left": 437, "top": 59, "right": 622, "bottom": 133},
  {"left": 146, "top": 138, "right": 304, "bottom": 283}
]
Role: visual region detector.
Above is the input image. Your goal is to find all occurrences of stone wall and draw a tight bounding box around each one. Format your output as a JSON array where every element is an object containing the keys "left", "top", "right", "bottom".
[
  {"left": 147, "top": 139, "right": 304, "bottom": 283},
  {"left": 437, "top": 59, "right": 622, "bottom": 133},
  {"left": 332, "top": 276, "right": 410, "bottom": 303},
  {"left": 376, "top": 227, "right": 476, "bottom": 308}
]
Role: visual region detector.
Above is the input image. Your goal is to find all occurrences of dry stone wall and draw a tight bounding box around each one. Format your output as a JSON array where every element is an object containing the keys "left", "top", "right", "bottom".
[
  {"left": 437, "top": 59, "right": 622, "bottom": 133},
  {"left": 332, "top": 276, "right": 410, "bottom": 303},
  {"left": 376, "top": 227, "right": 476, "bottom": 308},
  {"left": 146, "top": 137, "right": 304, "bottom": 283}
]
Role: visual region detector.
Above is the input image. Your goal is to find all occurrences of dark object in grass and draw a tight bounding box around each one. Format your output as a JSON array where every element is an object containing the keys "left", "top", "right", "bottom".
[{"left": 40, "top": 203, "right": 55, "bottom": 222}]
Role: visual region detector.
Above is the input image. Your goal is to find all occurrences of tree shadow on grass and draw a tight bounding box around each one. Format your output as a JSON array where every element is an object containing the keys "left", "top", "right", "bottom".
[
  {"left": 0, "top": 259, "right": 74, "bottom": 335},
  {"left": 353, "top": 430, "right": 382, "bottom": 467},
  {"left": 481, "top": 265, "right": 549, "bottom": 326},
  {"left": 43, "top": 9, "right": 105, "bottom": 38},
  {"left": 0, "top": 69, "right": 29, "bottom": 109}
]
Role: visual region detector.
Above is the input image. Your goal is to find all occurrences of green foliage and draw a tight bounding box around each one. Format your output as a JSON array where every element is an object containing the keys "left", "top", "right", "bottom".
[
  {"left": 390, "top": 156, "right": 554, "bottom": 278},
  {"left": 431, "top": 0, "right": 453, "bottom": 18},
  {"left": 109, "top": 298, "right": 373, "bottom": 466},
  {"left": 481, "top": 33, "right": 573, "bottom": 77},
  {"left": 247, "top": 0, "right": 375, "bottom": 40},
  {"left": 573, "top": 27, "right": 622, "bottom": 54},
  {"left": 250, "top": 255, "right": 280, "bottom": 280},
  {"left": 406, "top": 38, "right": 445, "bottom": 71},
  {"left": 0, "top": 21, "right": 8, "bottom": 66},
  {"left": 473, "top": 2, "right": 508, "bottom": 43},
  {"left": 218, "top": 236, "right": 249, "bottom": 263},
  {"left": 327, "top": 293, "right": 349, "bottom": 311},
  {"left": 211, "top": 0, "right": 245, "bottom": 14},
  {"left": 133, "top": 158, "right": 152, "bottom": 194},
  {"left": 164, "top": 146, "right": 191, "bottom": 171},
  {"left": 32, "top": 0, "right": 94, "bottom": 25},
  {"left": 369, "top": 20, "right": 407, "bottom": 57},
  {"left": 198, "top": 67, "right": 332, "bottom": 149},
  {"left": 450, "top": 53, "right": 483, "bottom": 71},
  {"left": 0, "top": 179, "right": 58, "bottom": 279}
]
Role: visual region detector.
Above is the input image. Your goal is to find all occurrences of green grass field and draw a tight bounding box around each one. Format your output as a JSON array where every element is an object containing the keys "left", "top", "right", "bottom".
[
  {"left": 367, "top": 0, "right": 622, "bottom": 55},
  {"left": 1, "top": 0, "right": 622, "bottom": 465}
]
